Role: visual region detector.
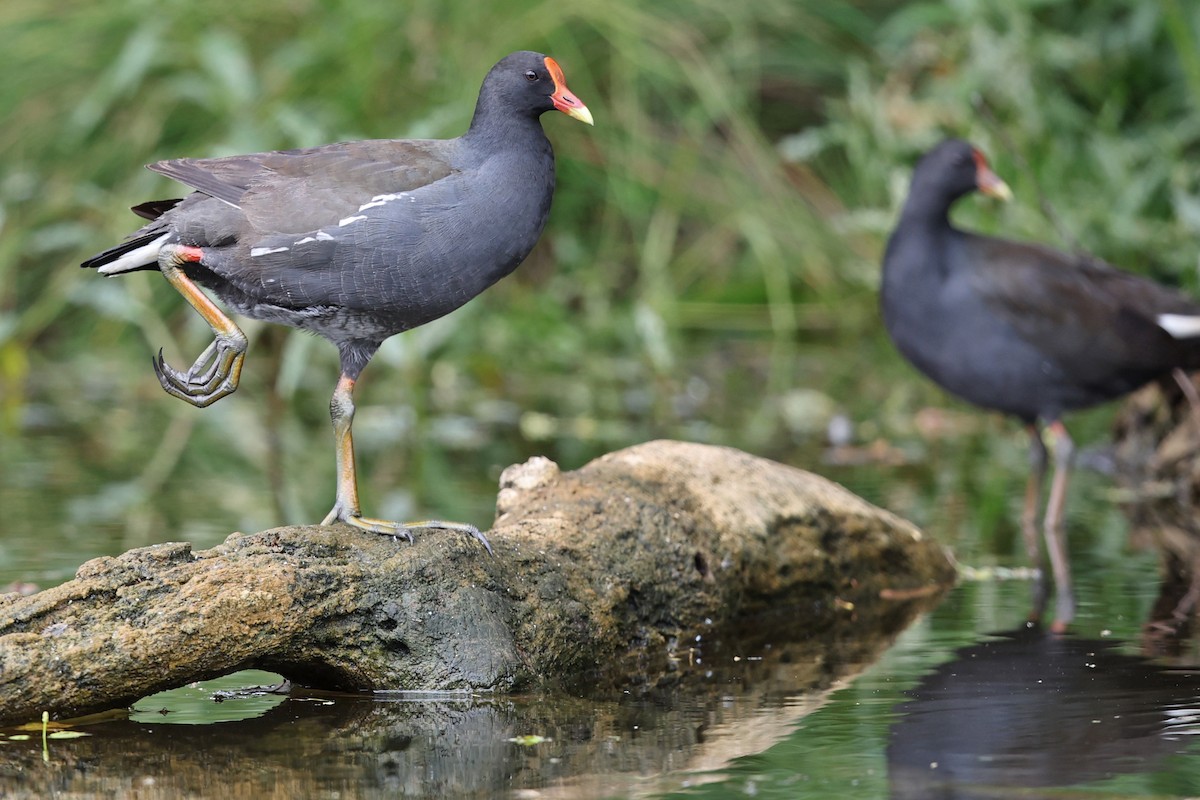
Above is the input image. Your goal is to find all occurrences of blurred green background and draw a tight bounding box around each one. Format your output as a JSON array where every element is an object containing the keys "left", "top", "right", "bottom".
[{"left": 4, "top": 0, "right": 1200, "bottom": 579}]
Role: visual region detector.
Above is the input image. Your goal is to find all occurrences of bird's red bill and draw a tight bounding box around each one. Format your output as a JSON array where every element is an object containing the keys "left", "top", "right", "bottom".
[
  {"left": 972, "top": 149, "right": 1013, "bottom": 201},
  {"left": 545, "top": 56, "right": 594, "bottom": 125}
]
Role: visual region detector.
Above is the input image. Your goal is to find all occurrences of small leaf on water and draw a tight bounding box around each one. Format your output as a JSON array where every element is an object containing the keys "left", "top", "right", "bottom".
[
  {"left": 8, "top": 735, "right": 30, "bottom": 741},
  {"left": 507, "top": 735, "right": 551, "bottom": 746},
  {"left": 47, "top": 731, "right": 91, "bottom": 739}
]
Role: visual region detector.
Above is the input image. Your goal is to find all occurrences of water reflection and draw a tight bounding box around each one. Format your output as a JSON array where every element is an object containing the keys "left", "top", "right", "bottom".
[
  {"left": 888, "top": 626, "right": 1200, "bottom": 799},
  {"left": 0, "top": 603, "right": 935, "bottom": 799}
]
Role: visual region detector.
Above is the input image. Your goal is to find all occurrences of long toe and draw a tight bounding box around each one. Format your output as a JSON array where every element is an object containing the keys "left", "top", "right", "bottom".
[
  {"left": 332, "top": 513, "right": 416, "bottom": 544},
  {"left": 153, "top": 349, "right": 212, "bottom": 402},
  {"left": 153, "top": 348, "right": 190, "bottom": 390},
  {"left": 183, "top": 340, "right": 222, "bottom": 386},
  {"left": 408, "top": 519, "right": 494, "bottom": 555},
  {"left": 333, "top": 514, "right": 492, "bottom": 554},
  {"left": 153, "top": 345, "right": 244, "bottom": 408},
  {"left": 181, "top": 339, "right": 244, "bottom": 396}
]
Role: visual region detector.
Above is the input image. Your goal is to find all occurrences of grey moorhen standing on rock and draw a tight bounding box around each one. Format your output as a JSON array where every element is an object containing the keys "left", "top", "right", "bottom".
[
  {"left": 881, "top": 138, "right": 1200, "bottom": 631},
  {"left": 81, "top": 51, "right": 594, "bottom": 552}
]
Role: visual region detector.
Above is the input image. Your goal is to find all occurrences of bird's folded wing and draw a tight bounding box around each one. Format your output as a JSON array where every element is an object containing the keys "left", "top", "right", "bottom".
[
  {"left": 968, "top": 235, "right": 1195, "bottom": 381},
  {"left": 149, "top": 139, "right": 457, "bottom": 234}
]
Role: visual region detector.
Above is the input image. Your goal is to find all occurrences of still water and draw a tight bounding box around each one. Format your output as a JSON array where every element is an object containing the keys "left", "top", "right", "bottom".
[
  {"left": 3, "top": 562, "right": 1198, "bottom": 798},
  {"left": 3, "top": 340, "right": 1200, "bottom": 797}
]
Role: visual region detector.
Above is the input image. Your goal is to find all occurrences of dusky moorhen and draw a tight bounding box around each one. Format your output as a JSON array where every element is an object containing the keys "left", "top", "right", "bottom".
[
  {"left": 81, "top": 51, "right": 594, "bottom": 551},
  {"left": 881, "top": 138, "right": 1200, "bottom": 630}
]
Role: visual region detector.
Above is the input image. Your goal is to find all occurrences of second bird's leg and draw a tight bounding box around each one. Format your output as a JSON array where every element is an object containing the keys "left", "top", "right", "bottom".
[
  {"left": 1023, "top": 424, "right": 1051, "bottom": 626},
  {"left": 153, "top": 244, "right": 247, "bottom": 408},
  {"left": 321, "top": 372, "right": 493, "bottom": 554},
  {"left": 1043, "top": 420, "right": 1076, "bottom": 633}
]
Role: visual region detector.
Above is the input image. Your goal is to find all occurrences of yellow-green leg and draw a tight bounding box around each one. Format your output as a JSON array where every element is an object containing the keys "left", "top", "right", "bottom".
[
  {"left": 321, "top": 373, "right": 493, "bottom": 554},
  {"left": 152, "top": 244, "right": 247, "bottom": 407}
]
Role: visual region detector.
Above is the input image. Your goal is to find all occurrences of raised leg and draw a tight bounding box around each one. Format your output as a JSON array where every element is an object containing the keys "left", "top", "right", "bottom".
[
  {"left": 321, "top": 373, "right": 493, "bottom": 554},
  {"left": 1043, "top": 420, "right": 1076, "bottom": 632},
  {"left": 1023, "top": 424, "right": 1051, "bottom": 625},
  {"left": 152, "top": 245, "right": 247, "bottom": 408}
]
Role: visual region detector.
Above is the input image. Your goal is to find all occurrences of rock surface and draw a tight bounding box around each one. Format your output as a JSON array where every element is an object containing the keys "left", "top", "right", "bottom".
[{"left": 0, "top": 440, "right": 955, "bottom": 725}]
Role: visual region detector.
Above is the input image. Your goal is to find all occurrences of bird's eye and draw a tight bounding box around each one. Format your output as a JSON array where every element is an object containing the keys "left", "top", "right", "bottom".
[{"left": 524, "top": 70, "right": 539, "bottom": 82}]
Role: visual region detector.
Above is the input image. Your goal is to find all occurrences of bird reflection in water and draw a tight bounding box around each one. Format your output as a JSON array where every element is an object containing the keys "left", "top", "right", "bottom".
[{"left": 888, "top": 626, "right": 1200, "bottom": 799}]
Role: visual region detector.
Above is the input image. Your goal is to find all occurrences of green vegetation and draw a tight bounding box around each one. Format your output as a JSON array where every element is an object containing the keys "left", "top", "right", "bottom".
[{"left": 2, "top": 0, "right": 1198, "bottom": 563}]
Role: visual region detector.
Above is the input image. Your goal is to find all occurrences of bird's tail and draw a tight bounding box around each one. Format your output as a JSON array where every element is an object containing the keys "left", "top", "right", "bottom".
[
  {"left": 1158, "top": 313, "right": 1200, "bottom": 340},
  {"left": 81, "top": 199, "right": 181, "bottom": 275}
]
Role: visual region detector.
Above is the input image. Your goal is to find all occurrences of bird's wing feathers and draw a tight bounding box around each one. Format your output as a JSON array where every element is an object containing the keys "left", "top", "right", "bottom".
[
  {"left": 149, "top": 139, "right": 457, "bottom": 234},
  {"left": 967, "top": 235, "right": 1200, "bottom": 380},
  {"left": 149, "top": 157, "right": 258, "bottom": 207}
]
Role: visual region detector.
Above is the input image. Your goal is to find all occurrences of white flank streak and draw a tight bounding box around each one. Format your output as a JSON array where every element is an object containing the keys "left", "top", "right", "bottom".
[
  {"left": 293, "top": 231, "right": 336, "bottom": 245},
  {"left": 339, "top": 215, "right": 368, "bottom": 227},
  {"left": 251, "top": 246, "right": 290, "bottom": 257},
  {"left": 1158, "top": 314, "right": 1200, "bottom": 339},
  {"left": 356, "top": 193, "right": 405, "bottom": 212},
  {"left": 97, "top": 233, "right": 171, "bottom": 275}
]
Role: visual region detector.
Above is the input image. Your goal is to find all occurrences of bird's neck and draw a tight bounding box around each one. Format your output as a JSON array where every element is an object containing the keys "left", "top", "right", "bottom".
[
  {"left": 885, "top": 193, "right": 962, "bottom": 285},
  {"left": 464, "top": 97, "right": 548, "bottom": 148},
  {"left": 898, "top": 189, "right": 957, "bottom": 232}
]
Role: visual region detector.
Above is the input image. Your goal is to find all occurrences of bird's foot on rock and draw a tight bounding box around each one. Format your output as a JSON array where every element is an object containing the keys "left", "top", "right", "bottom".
[
  {"left": 323, "top": 509, "right": 493, "bottom": 555},
  {"left": 153, "top": 333, "right": 246, "bottom": 408}
]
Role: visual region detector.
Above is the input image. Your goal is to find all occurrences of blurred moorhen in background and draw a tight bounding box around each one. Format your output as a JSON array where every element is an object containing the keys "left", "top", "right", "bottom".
[
  {"left": 881, "top": 138, "right": 1200, "bottom": 630},
  {"left": 81, "top": 51, "right": 593, "bottom": 550}
]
